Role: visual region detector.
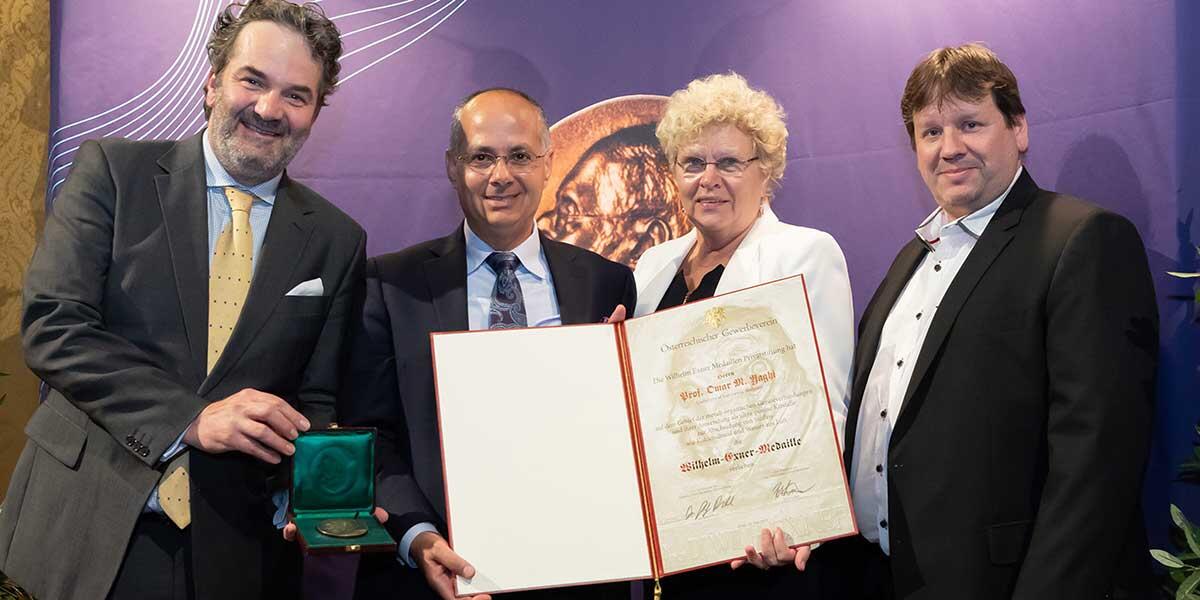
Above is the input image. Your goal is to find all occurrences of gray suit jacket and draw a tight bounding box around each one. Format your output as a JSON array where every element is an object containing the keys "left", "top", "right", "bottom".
[{"left": 0, "top": 133, "right": 366, "bottom": 600}]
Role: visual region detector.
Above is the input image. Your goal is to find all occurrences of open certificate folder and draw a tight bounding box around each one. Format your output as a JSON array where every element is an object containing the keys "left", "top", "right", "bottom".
[{"left": 431, "top": 274, "right": 857, "bottom": 596}]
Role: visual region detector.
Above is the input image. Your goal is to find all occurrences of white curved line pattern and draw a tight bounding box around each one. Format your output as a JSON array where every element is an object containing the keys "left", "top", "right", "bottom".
[
  {"left": 329, "top": 1, "right": 417, "bottom": 21},
  {"left": 337, "top": 0, "right": 443, "bottom": 40},
  {"left": 48, "top": 0, "right": 221, "bottom": 195},
  {"left": 49, "top": 0, "right": 470, "bottom": 199},
  {"left": 339, "top": 0, "right": 467, "bottom": 84}
]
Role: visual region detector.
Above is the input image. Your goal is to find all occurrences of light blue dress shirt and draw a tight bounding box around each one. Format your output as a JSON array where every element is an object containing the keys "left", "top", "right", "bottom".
[
  {"left": 146, "top": 130, "right": 282, "bottom": 515},
  {"left": 202, "top": 130, "right": 281, "bottom": 269},
  {"left": 398, "top": 222, "right": 562, "bottom": 565},
  {"left": 464, "top": 221, "right": 561, "bottom": 329}
]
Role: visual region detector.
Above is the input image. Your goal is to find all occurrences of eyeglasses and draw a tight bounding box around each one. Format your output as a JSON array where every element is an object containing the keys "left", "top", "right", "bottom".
[
  {"left": 457, "top": 150, "right": 548, "bottom": 174},
  {"left": 677, "top": 156, "right": 760, "bottom": 177}
]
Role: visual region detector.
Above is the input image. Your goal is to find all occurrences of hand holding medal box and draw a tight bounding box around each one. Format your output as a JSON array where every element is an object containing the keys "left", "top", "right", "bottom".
[{"left": 288, "top": 427, "right": 396, "bottom": 553}]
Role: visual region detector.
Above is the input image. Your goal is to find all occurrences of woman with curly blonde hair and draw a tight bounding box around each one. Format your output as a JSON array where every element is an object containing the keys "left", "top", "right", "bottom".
[{"left": 633, "top": 72, "right": 854, "bottom": 599}]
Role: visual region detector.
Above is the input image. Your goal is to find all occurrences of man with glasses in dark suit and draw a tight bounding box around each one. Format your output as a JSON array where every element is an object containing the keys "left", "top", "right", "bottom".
[{"left": 341, "top": 87, "right": 635, "bottom": 600}]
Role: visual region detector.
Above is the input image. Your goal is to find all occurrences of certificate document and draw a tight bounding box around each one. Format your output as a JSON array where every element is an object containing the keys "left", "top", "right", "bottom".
[{"left": 432, "top": 274, "right": 856, "bottom": 596}]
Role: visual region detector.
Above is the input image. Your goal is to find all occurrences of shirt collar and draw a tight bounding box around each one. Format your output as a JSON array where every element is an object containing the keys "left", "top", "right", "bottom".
[
  {"left": 202, "top": 129, "right": 281, "bottom": 205},
  {"left": 914, "top": 165, "right": 1022, "bottom": 251},
  {"left": 463, "top": 221, "right": 549, "bottom": 280}
]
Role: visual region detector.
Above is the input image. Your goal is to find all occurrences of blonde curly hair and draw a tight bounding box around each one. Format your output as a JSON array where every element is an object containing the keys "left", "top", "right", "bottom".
[{"left": 656, "top": 72, "right": 788, "bottom": 195}]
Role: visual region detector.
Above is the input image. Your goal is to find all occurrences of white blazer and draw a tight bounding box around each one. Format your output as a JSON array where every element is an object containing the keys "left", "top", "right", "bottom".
[{"left": 632, "top": 205, "right": 855, "bottom": 438}]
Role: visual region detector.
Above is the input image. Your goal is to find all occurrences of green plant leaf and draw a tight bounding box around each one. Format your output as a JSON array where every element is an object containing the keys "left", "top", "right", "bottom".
[
  {"left": 1178, "top": 569, "right": 1200, "bottom": 600},
  {"left": 1173, "top": 505, "right": 1200, "bottom": 557},
  {"left": 1154, "top": 549, "right": 1187, "bottom": 568},
  {"left": 1174, "top": 504, "right": 1190, "bottom": 528}
]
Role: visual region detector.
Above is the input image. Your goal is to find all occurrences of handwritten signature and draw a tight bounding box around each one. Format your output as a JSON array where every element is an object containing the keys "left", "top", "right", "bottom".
[
  {"left": 772, "top": 478, "right": 815, "bottom": 499},
  {"left": 684, "top": 494, "right": 736, "bottom": 520}
]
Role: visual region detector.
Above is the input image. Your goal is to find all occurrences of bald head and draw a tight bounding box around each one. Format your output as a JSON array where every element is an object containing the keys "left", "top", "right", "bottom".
[{"left": 448, "top": 87, "right": 550, "bottom": 156}]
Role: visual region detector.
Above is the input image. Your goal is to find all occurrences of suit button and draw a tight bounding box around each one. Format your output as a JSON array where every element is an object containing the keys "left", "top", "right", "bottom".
[
  {"left": 892, "top": 463, "right": 903, "bottom": 470},
  {"left": 879, "top": 519, "right": 888, "bottom": 529},
  {"left": 875, "top": 464, "right": 883, "bottom": 473},
  {"left": 139, "top": 448, "right": 149, "bottom": 457},
  {"left": 880, "top": 409, "right": 888, "bottom": 418},
  {"left": 127, "top": 439, "right": 135, "bottom": 447}
]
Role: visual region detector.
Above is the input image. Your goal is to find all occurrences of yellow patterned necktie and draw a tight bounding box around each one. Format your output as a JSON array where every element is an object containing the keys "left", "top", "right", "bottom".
[
  {"left": 159, "top": 187, "right": 256, "bottom": 529},
  {"left": 207, "top": 187, "right": 255, "bottom": 373}
]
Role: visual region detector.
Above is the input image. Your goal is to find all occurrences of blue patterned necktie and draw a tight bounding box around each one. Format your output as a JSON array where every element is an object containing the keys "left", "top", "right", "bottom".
[{"left": 485, "top": 252, "right": 527, "bottom": 329}]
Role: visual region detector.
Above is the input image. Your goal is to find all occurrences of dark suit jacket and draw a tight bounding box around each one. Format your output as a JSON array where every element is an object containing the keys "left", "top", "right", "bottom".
[
  {"left": 838, "top": 170, "right": 1157, "bottom": 599},
  {"left": 0, "top": 134, "right": 366, "bottom": 600},
  {"left": 340, "top": 228, "right": 636, "bottom": 599}
]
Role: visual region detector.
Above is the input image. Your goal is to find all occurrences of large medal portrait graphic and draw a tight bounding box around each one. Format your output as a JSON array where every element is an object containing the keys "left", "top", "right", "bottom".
[{"left": 537, "top": 96, "right": 689, "bottom": 267}]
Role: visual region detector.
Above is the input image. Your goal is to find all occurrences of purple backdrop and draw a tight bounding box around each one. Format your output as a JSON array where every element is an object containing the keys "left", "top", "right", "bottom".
[{"left": 48, "top": 0, "right": 1198, "bottom": 576}]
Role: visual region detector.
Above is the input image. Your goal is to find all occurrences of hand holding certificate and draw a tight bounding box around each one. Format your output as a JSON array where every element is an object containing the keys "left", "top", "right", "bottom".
[{"left": 431, "top": 274, "right": 856, "bottom": 595}]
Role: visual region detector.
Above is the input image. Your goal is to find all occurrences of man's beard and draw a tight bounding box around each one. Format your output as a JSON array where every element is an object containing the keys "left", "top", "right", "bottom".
[{"left": 209, "top": 101, "right": 309, "bottom": 185}]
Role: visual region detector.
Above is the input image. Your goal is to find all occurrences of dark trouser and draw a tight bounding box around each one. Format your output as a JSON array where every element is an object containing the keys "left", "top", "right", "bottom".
[
  {"left": 108, "top": 515, "right": 195, "bottom": 600},
  {"left": 107, "top": 513, "right": 302, "bottom": 600},
  {"left": 813, "top": 536, "right": 892, "bottom": 600}
]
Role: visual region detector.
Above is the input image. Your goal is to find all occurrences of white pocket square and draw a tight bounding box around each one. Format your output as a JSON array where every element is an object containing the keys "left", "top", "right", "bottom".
[{"left": 285, "top": 278, "right": 324, "bottom": 297}]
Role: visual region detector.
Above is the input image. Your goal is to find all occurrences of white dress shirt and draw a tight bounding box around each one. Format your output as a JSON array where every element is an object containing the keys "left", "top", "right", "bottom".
[{"left": 850, "top": 167, "right": 1022, "bottom": 554}]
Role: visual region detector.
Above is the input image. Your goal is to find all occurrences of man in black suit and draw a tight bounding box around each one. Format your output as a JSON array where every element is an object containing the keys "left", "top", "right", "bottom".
[
  {"left": 0, "top": 2, "right": 365, "bottom": 599},
  {"left": 341, "top": 88, "right": 636, "bottom": 600},
  {"left": 830, "top": 44, "right": 1158, "bottom": 599}
]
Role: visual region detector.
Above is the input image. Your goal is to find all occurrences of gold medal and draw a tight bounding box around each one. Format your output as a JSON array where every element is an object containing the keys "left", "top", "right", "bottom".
[{"left": 316, "top": 518, "right": 368, "bottom": 538}]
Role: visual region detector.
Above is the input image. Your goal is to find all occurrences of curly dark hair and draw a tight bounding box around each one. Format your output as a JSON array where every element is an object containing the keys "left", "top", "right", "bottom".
[{"left": 202, "top": 0, "right": 342, "bottom": 117}]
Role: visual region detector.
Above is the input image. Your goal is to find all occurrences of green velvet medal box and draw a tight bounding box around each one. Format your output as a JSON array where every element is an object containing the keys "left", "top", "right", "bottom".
[{"left": 290, "top": 427, "right": 396, "bottom": 554}]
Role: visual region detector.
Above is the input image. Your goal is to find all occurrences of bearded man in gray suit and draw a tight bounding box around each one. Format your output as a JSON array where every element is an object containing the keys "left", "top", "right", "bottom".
[{"left": 0, "top": 2, "right": 365, "bottom": 598}]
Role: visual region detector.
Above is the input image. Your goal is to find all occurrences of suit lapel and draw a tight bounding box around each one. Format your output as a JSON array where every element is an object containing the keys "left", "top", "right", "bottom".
[
  {"left": 716, "top": 205, "right": 777, "bottom": 295},
  {"left": 154, "top": 135, "right": 210, "bottom": 387},
  {"left": 543, "top": 235, "right": 589, "bottom": 325},
  {"left": 842, "top": 240, "right": 925, "bottom": 465},
  {"left": 635, "top": 232, "right": 692, "bottom": 317},
  {"left": 423, "top": 229, "right": 469, "bottom": 332},
  {"left": 890, "top": 172, "right": 1035, "bottom": 444},
  {"left": 200, "top": 178, "right": 315, "bottom": 395}
]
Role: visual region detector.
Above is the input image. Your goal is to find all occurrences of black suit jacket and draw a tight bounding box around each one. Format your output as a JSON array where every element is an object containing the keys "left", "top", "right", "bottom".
[
  {"left": 0, "top": 134, "right": 366, "bottom": 600},
  {"left": 839, "top": 170, "right": 1157, "bottom": 599},
  {"left": 340, "top": 228, "right": 636, "bottom": 598}
]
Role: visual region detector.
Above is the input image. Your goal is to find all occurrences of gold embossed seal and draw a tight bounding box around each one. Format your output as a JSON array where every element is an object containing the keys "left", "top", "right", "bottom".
[{"left": 704, "top": 306, "right": 727, "bottom": 328}]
